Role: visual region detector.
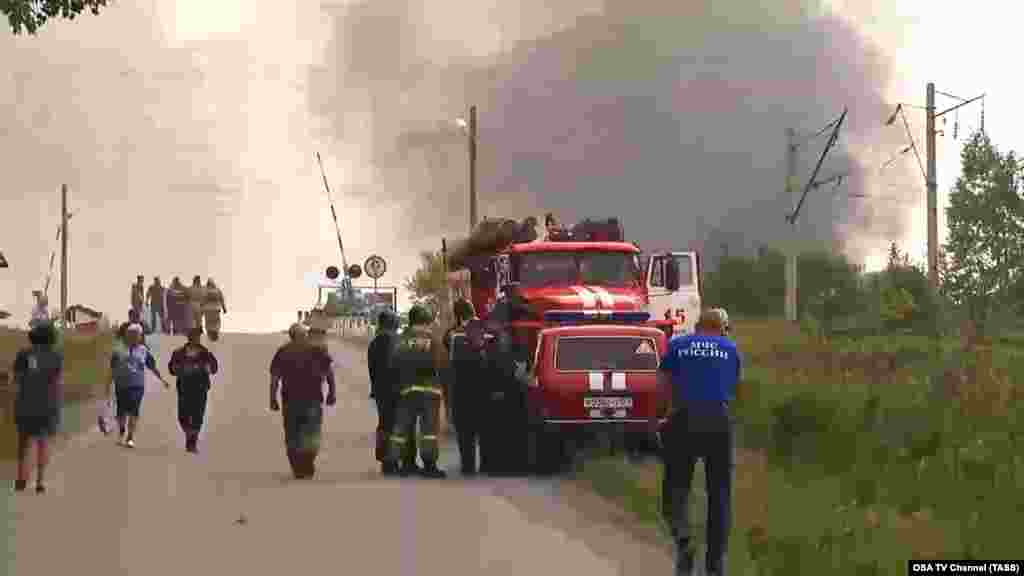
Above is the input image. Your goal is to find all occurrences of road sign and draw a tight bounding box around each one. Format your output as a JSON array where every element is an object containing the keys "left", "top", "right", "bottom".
[
  {"left": 364, "top": 255, "right": 386, "bottom": 279},
  {"left": 0, "top": 251, "right": 7, "bottom": 268}
]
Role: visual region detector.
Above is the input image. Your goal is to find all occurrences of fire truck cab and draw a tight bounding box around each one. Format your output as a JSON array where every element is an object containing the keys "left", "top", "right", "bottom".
[{"left": 645, "top": 251, "right": 703, "bottom": 335}]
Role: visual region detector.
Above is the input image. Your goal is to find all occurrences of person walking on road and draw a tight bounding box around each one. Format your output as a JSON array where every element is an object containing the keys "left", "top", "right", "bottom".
[
  {"left": 658, "top": 308, "right": 740, "bottom": 576},
  {"left": 11, "top": 321, "right": 63, "bottom": 493},
  {"left": 166, "top": 277, "right": 186, "bottom": 335},
  {"left": 385, "top": 305, "right": 446, "bottom": 478},
  {"left": 169, "top": 326, "right": 219, "bottom": 453},
  {"left": 185, "top": 276, "right": 206, "bottom": 334},
  {"left": 111, "top": 323, "right": 169, "bottom": 448},
  {"left": 444, "top": 299, "right": 487, "bottom": 476},
  {"left": 147, "top": 277, "right": 167, "bottom": 335},
  {"left": 131, "top": 276, "right": 145, "bottom": 319},
  {"left": 368, "top": 310, "right": 416, "bottom": 476},
  {"left": 202, "top": 278, "right": 227, "bottom": 342},
  {"left": 270, "top": 323, "right": 337, "bottom": 479},
  {"left": 97, "top": 322, "right": 131, "bottom": 435}
]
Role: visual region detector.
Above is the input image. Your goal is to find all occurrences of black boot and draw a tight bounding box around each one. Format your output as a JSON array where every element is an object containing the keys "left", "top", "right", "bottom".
[
  {"left": 13, "top": 480, "right": 26, "bottom": 492},
  {"left": 419, "top": 462, "right": 447, "bottom": 479},
  {"left": 381, "top": 461, "right": 399, "bottom": 476},
  {"left": 398, "top": 460, "right": 422, "bottom": 477},
  {"left": 674, "top": 542, "right": 694, "bottom": 576}
]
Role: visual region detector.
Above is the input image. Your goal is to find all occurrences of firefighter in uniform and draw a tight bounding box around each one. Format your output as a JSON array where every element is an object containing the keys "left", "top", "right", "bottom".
[
  {"left": 368, "top": 310, "right": 416, "bottom": 475},
  {"left": 444, "top": 298, "right": 488, "bottom": 476},
  {"left": 386, "top": 305, "right": 447, "bottom": 478}
]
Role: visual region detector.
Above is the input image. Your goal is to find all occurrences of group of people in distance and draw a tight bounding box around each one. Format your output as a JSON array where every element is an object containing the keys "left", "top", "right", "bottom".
[{"left": 131, "top": 275, "right": 227, "bottom": 340}]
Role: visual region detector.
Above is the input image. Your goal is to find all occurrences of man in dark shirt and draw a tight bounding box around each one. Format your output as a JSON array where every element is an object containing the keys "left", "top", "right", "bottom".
[
  {"left": 367, "top": 310, "right": 414, "bottom": 476},
  {"left": 658, "top": 308, "right": 741, "bottom": 576},
  {"left": 169, "top": 326, "right": 219, "bottom": 453},
  {"left": 444, "top": 299, "right": 488, "bottom": 476},
  {"left": 480, "top": 319, "right": 530, "bottom": 476},
  {"left": 270, "top": 323, "right": 337, "bottom": 479},
  {"left": 11, "top": 321, "right": 63, "bottom": 493}
]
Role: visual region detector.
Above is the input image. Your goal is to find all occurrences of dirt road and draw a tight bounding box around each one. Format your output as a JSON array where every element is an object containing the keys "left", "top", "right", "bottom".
[{"left": 8, "top": 333, "right": 672, "bottom": 575}]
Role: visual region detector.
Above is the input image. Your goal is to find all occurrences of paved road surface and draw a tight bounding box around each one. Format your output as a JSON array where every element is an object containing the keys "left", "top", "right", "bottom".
[{"left": 8, "top": 333, "right": 672, "bottom": 575}]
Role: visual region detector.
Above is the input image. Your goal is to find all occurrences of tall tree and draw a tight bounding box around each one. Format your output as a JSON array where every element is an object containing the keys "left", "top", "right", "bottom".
[
  {"left": 403, "top": 250, "right": 448, "bottom": 317},
  {"left": 944, "top": 130, "right": 1024, "bottom": 331},
  {"left": 2, "top": 0, "right": 108, "bottom": 35}
]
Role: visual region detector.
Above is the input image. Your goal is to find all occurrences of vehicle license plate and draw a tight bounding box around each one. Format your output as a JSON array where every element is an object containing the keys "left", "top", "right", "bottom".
[{"left": 583, "top": 397, "right": 633, "bottom": 409}]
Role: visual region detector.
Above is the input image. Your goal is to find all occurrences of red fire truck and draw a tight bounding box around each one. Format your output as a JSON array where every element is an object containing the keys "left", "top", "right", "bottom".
[{"left": 445, "top": 217, "right": 702, "bottom": 471}]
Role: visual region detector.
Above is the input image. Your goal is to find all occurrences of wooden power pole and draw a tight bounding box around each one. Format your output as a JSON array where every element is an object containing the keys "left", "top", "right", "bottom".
[
  {"left": 60, "top": 184, "right": 69, "bottom": 323},
  {"left": 468, "top": 105, "right": 478, "bottom": 232}
]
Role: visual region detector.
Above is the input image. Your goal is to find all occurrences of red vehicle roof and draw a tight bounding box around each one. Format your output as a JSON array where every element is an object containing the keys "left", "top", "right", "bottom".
[
  {"left": 540, "top": 324, "right": 665, "bottom": 338},
  {"left": 508, "top": 241, "right": 640, "bottom": 254}
]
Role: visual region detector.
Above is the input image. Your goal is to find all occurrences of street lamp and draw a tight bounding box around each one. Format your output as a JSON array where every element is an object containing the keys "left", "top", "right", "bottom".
[{"left": 453, "top": 106, "right": 478, "bottom": 233}]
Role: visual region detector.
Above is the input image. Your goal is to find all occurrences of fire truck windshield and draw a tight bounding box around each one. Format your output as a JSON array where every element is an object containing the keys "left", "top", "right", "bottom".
[{"left": 517, "top": 251, "right": 639, "bottom": 287}]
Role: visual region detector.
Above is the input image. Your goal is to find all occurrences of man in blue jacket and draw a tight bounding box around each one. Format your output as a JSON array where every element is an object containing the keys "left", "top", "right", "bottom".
[{"left": 658, "top": 308, "right": 740, "bottom": 576}]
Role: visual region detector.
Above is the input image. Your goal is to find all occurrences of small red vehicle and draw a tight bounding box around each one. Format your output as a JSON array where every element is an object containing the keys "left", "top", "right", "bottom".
[{"left": 525, "top": 310, "right": 670, "bottom": 472}]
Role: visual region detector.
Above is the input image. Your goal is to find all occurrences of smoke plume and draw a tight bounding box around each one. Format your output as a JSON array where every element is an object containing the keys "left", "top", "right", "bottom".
[
  {"left": 0, "top": 0, "right": 917, "bottom": 330},
  {"left": 309, "top": 0, "right": 918, "bottom": 268}
]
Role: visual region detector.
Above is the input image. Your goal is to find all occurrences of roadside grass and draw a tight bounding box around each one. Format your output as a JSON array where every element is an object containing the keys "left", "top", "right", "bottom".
[
  {"left": 0, "top": 326, "right": 114, "bottom": 461},
  {"left": 574, "top": 317, "right": 1023, "bottom": 573}
]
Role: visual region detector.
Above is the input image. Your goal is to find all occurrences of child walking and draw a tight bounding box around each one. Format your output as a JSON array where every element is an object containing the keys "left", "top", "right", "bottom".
[{"left": 11, "top": 321, "right": 63, "bottom": 493}]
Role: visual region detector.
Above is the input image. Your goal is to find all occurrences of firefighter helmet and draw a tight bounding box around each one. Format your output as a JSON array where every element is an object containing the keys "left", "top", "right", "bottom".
[
  {"left": 408, "top": 305, "right": 432, "bottom": 326},
  {"left": 377, "top": 309, "right": 399, "bottom": 330}
]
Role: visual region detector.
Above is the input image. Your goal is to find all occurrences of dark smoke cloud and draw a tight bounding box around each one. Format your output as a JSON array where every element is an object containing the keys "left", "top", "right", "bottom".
[{"left": 309, "top": 0, "right": 916, "bottom": 267}]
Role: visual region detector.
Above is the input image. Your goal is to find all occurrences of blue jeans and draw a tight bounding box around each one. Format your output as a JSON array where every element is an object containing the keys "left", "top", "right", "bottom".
[{"left": 661, "top": 403, "right": 734, "bottom": 574}]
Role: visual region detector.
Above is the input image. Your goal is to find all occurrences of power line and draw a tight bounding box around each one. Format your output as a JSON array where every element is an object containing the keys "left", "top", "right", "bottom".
[
  {"left": 794, "top": 111, "right": 845, "bottom": 149},
  {"left": 789, "top": 107, "right": 848, "bottom": 224},
  {"left": 898, "top": 107, "right": 928, "bottom": 182}
]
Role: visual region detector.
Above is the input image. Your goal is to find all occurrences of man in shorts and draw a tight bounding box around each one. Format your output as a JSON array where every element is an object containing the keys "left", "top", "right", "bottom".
[
  {"left": 270, "top": 323, "right": 337, "bottom": 479},
  {"left": 111, "top": 323, "right": 168, "bottom": 448},
  {"left": 11, "top": 321, "right": 63, "bottom": 493}
]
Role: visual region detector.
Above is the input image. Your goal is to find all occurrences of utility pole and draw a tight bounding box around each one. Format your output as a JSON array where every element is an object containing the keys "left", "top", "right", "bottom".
[
  {"left": 785, "top": 108, "right": 848, "bottom": 323},
  {"left": 468, "top": 105, "right": 478, "bottom": 232},
  {"left": 925, "top": 83, "right": 938, "bottom": 291},
  {"left": 922, "top": 83, "right": 985, "bottom": 291},
  {"left": 785, "top": 128, "right": 798, "bottom": 322},
  {"left": 60, "top": 184, "right": 68, "bottom": 324}
]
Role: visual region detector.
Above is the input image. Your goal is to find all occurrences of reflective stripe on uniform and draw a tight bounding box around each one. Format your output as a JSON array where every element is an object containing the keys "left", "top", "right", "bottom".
[
  {"left": 400, "top": 386, "right": 443, "bottom": 395},
  {"left": 390, "top": 436, "right": 407, "bottom": 443},
  {"left": 421, "top": 435, "right": 438, "bottom": 441}
]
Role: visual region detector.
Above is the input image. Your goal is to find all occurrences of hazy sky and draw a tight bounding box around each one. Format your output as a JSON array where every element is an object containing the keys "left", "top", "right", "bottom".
[{"left": 0, "top": 0, "right": 1017, "bottom": 332}]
